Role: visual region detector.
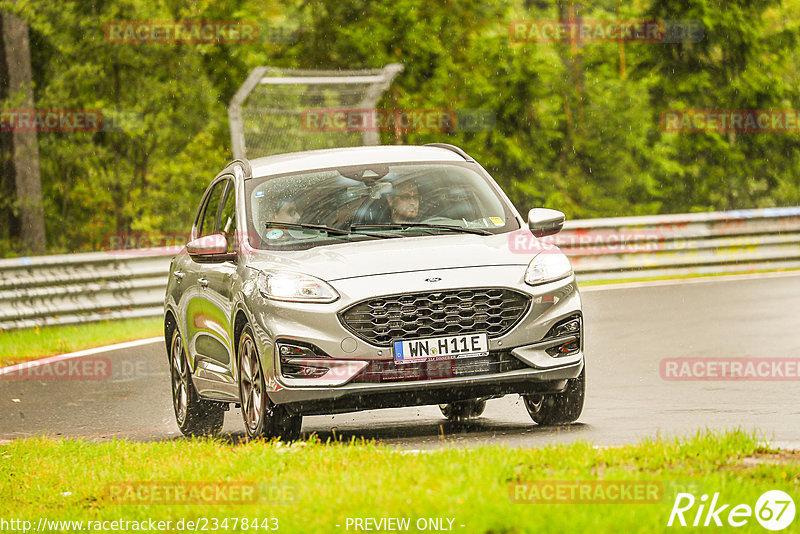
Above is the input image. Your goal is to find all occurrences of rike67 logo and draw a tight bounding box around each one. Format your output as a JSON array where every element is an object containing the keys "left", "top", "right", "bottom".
[{"left": 668, "top": 490, "right": 795, "bottom": 531}]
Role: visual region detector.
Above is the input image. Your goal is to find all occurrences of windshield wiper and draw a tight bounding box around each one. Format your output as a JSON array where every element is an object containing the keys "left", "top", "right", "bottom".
[
  {"left": 350, "top": 222, "right": 493, "bottom": 236},
  {"left": 264, "top": 222, "right": 398, "bottom": 239}
]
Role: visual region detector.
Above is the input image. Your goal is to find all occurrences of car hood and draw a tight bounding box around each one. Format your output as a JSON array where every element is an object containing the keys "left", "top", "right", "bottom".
[{"left": 245, "top": 233, "right": 536, "bottom": 281}]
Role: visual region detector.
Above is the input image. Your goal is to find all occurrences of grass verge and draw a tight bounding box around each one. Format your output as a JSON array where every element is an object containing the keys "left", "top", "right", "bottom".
[
  {"left": 0, "top": 431, "right": 797, "bottom": 532},
  {"left": 577, "top": 267, "right": 800, "bottom": 287},
  {"left": 0, "top": 318, "right": 162, "bottom": 367}
]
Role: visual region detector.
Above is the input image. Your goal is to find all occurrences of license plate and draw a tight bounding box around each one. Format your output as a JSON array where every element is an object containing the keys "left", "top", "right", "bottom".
[{"left": 393, "top": 333, "right": 489, "bottom": 364}]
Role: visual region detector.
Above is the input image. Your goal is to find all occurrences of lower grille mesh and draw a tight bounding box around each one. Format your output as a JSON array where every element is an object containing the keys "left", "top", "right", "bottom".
[{"left": 350, "top": 351, "right": 528, "bottom": 383}]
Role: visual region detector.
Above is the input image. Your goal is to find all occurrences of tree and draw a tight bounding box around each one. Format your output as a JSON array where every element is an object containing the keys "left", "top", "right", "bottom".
[
  {"left": 1, "top": 7, "right": 45, "bottom": 254},
  {"left": 641, "top": 0, "right": 800, "bottom": 212}
]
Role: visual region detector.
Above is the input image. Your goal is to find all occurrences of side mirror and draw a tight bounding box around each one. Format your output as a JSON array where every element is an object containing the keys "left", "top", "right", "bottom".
[
  {"left": 187, "top": 234, "right": 236, "bottom": 263},
  {"left": 528, "top": 208, "right": 566, "bottom": 237}
]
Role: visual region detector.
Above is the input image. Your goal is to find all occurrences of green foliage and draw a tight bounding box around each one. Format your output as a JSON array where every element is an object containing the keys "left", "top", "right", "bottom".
[
  {"left": 638, "top": 0, "right": 800, "bottom": 213},
  {"left": 2, "top": 0, "right": 800, "bottom": 256}
]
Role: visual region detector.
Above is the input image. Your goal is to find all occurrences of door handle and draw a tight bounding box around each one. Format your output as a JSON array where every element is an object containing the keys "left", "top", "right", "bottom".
[
  {"left": 173, "top": 270, "right": 185, "bottom": 281},
  {"left": 198, "top": 277, "right": 209, "bottom": 288}
]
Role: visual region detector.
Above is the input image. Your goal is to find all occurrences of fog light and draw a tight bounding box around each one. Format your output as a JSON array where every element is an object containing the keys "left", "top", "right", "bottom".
[
  {"left": 551, "top": 318, "right": 581, "bottom": 338},
  {"left": 276, "top": 341, "right": 330, "bottom": 379},
  {"left": 280, "top": 362, "right": 329, "bottom": 378},
  {"left": 543, "top": 315, "right": 582, "bottom": 357}
]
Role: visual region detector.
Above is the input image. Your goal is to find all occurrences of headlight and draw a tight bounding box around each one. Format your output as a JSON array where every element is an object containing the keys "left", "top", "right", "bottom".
[
  {"left": 524, "top": 252, "right": 573, "bottom": 286},
  {"left": 257, "top": 271, "right": 339, "bottom": 303}
]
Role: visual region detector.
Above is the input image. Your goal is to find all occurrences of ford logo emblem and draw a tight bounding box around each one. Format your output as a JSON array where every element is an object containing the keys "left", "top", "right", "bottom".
[{"left": 425, "top": 277, "right": 442, "bottom": 283}]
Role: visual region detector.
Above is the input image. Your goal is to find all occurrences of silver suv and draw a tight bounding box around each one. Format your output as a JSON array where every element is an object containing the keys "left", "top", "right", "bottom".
[{"left": 164, "top": 144, "right": 584, "bottom": 439}]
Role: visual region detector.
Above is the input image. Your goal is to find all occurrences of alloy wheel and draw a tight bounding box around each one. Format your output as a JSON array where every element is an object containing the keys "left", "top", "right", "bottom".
[
  {"left": 239, "top": 334, "right": 263, "bottom": 433},
  {"left": 170, "top": 331, "right": 190, "bottom": 425}
]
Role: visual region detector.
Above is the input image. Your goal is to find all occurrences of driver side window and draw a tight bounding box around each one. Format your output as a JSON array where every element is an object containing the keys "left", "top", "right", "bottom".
[
  {"left": 198, "top": 180, "right": 226, "bottom": 237},
  {"left": 219, "top": 182, "right": 237, "bottom": 253}
]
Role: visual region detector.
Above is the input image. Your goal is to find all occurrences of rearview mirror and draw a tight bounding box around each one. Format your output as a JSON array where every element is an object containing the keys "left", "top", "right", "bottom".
[
  {"left": 187, "top": 234, "right": 236, "bottom": 263},
  {"left": 528, "top": 208, "right": 566, "bottom": 237}
]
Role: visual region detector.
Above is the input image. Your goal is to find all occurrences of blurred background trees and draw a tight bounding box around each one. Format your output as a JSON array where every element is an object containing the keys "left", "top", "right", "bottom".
[{"left": 1, "top": 0, "right": 799, "bottom": 256}]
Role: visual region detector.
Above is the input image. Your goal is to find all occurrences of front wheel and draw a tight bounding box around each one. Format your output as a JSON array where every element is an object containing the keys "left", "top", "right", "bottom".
[
  {"left": 170, "top": 329, "right": 225, "bottom": 437},
  {"left": 523, "top": 367, "right": 585, "bottom": 426},
  {"left": 238, "top": 325, "right": 302, "bottom": 441}
]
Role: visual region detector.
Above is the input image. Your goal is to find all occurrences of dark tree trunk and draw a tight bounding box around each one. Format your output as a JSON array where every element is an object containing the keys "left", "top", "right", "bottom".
[
  {"left": 0, "top": 14, "right": 18, "bottom": 246},
  {"left": 1, "top": 9, "right": 45, "bottom": 255}
]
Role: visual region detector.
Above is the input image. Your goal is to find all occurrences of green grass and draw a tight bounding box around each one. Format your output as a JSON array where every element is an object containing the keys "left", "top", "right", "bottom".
[
  {"left": 0, "top": 431, "right": 796, "bottom": 532},
  {"left": 0, "top": 318, "right": 162, "bottom": 367}
]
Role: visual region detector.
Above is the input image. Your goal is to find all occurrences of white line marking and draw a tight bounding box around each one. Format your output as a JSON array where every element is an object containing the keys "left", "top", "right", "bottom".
[
  {"left": 0, "top": 337, "right": 163, "bottom": 376},
  {"left": 579, "top": 270, "right": 800, "bottom": 292}
]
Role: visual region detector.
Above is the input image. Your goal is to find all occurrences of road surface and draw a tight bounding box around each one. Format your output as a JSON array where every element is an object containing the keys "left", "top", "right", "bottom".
[{"left": 2, "top": 273, "right": 799, "bottom": 449}]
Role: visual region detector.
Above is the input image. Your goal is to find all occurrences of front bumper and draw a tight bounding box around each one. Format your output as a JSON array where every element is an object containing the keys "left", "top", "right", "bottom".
[
  {"left": 246, "top": 266, "right": 583, "bottom": 414},
  {"left": 274, "top": 356, "right": 583, "bottom": 415}
]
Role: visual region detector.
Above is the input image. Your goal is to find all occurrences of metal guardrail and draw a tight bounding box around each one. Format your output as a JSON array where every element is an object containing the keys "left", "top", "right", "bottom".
[
  {"left": 2, "top": 207, "right": 799, "bottom": 330},
  {"left": 559, "top": 207, "right": 800, "bottom": 281},
  {"left": 0, "top": 251, "right": 172, "bottom": 330}
]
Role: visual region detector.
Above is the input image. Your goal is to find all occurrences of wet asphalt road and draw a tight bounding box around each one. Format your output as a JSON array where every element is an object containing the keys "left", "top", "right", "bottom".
[{"left": 2, "top": 273, "right": 799, "bottom": 449}]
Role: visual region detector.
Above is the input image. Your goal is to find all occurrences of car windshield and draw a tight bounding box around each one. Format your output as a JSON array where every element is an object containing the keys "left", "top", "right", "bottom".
[{"left": 245, "top": 162, "right": 520, "bottom": 250}]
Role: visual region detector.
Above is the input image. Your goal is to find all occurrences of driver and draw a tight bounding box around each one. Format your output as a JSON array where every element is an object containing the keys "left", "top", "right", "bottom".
[
  {"left": 386, "top": 181, "right": 419, "bottom": 223},
  {"left": 271, "top": 198, "right": 300, "bottom": 224},
  {"left": 261, "top": 198, "right": 302, "bottom": 243}
]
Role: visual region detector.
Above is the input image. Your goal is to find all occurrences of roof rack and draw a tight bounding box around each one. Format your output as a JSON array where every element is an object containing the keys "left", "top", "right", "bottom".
[{"left": 424, "top": 143, "right": 474, "bottom": 162}]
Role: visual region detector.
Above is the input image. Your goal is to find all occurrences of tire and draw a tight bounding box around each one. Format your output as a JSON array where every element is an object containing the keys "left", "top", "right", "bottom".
[
  {"left": 169, "top": 329, "right": 225, "bottom": 437},
  {"left": 237, "top": 325, "right": 303, "bottom": 441},
  {"left": 523, "top": 367, "right": 585, "bottom": 426},
  {"left": 439, "top": 398, "right": 487, "bottom": 422}
]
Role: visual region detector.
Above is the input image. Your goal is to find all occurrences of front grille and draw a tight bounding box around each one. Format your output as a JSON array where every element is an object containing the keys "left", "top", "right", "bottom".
[
  {"left": 350, "top": 351, "right": 528, "bottom": 383},
  {"left": 339, "top": 288, "right": 531, "bottom": 347}
]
